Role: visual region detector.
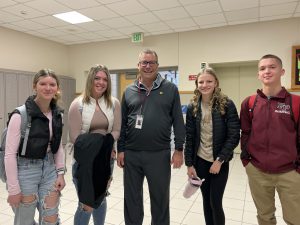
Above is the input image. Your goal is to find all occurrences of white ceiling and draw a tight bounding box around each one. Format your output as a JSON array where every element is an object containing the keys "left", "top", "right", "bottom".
[{"left": 1, "top": 0, "right": 300, "bottom": 45}]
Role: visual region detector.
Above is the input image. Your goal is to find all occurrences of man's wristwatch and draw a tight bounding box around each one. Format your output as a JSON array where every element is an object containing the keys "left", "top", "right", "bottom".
[{"left": 216, "top": 157, "right": 224, "bottom": 164}]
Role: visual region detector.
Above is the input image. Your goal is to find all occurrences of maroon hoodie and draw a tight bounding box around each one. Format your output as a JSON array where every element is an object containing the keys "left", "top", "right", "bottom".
[{"left": 240, "top": 88, "right": 300, "bottom": 173}]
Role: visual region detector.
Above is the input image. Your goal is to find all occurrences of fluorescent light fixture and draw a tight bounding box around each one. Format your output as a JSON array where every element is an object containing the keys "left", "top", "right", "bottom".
[{"left": 53, "top": 11, "right": 93, "bottom": 24}]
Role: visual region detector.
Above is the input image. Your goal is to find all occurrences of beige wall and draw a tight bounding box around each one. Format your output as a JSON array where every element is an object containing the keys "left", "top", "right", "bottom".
[
  {"left": 1, "top": 17, "right": 300, "bottom": 93},
  {"left": 68, "top": 33, "right": 179, "bottom": 92},
  {"left": 0, "top": 27, "right": 69, "bottom": 75}
]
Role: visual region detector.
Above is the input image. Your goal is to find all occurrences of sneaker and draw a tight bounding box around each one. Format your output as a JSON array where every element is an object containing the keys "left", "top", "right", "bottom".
[{"left": 183, "top": 177, "right": 204, "bottom": 198}]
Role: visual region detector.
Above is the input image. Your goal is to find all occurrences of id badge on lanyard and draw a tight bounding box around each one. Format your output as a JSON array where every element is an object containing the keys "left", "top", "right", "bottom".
[
  {"left": 135, "top": 114, "right": 144, "bottom": 129},
  {"left": 135, "top": 81, "right": 151, "bottom": 129}
]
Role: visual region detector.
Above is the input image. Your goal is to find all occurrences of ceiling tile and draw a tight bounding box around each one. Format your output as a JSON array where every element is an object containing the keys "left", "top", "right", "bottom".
[
  {"left": 165, "top": 17, "right": 197, "bottom": 29},
  {"left": 179, "top": 0, "right": 211, "bottom": 6},
  {"left": 13, "top": 0, "right": 32, "bottom": 3},
  {"left": 139, "top": 0, "right": 180, "bottom": 10},
  {"left": 55, "top": 24, "right": 88, "bottom": 34},
  {"left": 260, "top": 0, "right": 297, "bottom": 6},
  {"left": 225, "top": 7, "right": 258, "bottom": 21},
  {"left": 194, "top": 13, "right": 226, "bottom": 26},
  {"left": 153, "top": 7, "right": 189, "bottom": 20},
  {"left": 228, "top": 18, "right": 258, "bottom": 25},
  {"left": 95, "top": 29, "right": 125, "bottom": 38},
  {"left": 2, "top": 4, "right": 46, "bottom": 18},
  {"left": 174, "top": 25, "right": 199, "bottom": 32},
  {"left": 296, "top": 3, "right": 300, "bottom": 12},
  {"left": 125, "top": 12, "right": 160, "bottom": 25},
  {"left": 96, "top": 0, "right": 123, "bottom": 4},
  {"left": 0, "top": 10, "right": 23, "bottom": 23},
  {"left": 1, "top": 23, "right": 29, "bottom": 31},
  {"left": 117, "top": 25, "right": 145, "bottom": 35},
  {"left": 23, "top": 30, "right": 46, "bottom": 37},
  {"left": 59, "top": 34, "right": 87, "bottom": 42},
  {"left": 76, "top": 32, "right": 102, "bottom": 40},
  {"left": 0, "top": 0, "right": 16, "bottom": 8},
  {"left": 201, "top": 22, "right": 227, "bottom": 29},
  {"left": 106, "top": 0, "right": 148, "bottom": 16},
  {"left": 150, "top": 29, "right": 175, "bottom": 35},
  {"left": 78, "top": 6, "right": 118, "bottom": 20},
  {"left": 55, "top": 0, "right": 101, "bottom": 10},
  {"left": 13, "top": 19, "right": 48, "bottom": 30},
  {"left": 220, "top": 0, "right": 258, "bottom": 11},
  {"left": 185, "top": 1, "right": 222, "bottom": 16},
  {"left": 260, "top": 14, "right": 292, "bottom": 21},
  {"left": 35, "top": 27, "right": 69, "bottom": 36},
  {"left": 140, "top": 22, "right": 171, "bottom": 32},
  {"left": 294, "top": 12, "right": 300, "bottom": 17},
  {"left": 30, "top": 16, "right": 69, "bottom": 27},
  {"left": 101, "top": 17, "right": 133, "bottom": 28},
  {"left": 0, "top": 0, "right": 299, "bottom": 44},
  {"left": 24, "top": 0, "right": 70, "bottom": 14},
  {"left": 76, "top": 21, "right": 110, "bottom": 31},
  {"left": 260, "top": 2, "right": 297, "bottom": 17}
]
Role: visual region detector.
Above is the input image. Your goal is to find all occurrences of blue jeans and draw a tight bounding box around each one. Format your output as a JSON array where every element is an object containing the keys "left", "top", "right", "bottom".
[
  {"left": 14, "top": 153, "right": 60, "bottom": 225},
  {"left": 72, "top": 160, "right": 114, "bottom": 225}
]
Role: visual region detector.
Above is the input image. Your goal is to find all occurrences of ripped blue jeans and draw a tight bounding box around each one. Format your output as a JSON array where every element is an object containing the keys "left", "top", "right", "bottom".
[{"left": 14, "top": 153, "right": 60, "bottom": 225}]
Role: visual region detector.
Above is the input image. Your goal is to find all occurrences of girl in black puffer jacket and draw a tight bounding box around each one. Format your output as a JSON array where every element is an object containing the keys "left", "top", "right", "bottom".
[{"left": 184, "top": 67, "right": 240, "bottom": 225}]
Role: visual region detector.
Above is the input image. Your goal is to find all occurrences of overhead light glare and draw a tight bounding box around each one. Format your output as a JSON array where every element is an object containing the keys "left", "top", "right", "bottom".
[{"left": 53, "top": 11, "right": 93, "bottom": 24}]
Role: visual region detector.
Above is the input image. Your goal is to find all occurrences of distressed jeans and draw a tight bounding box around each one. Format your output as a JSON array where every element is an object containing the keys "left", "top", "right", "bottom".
[{"left": 14, "top": 153, "right": 60, "bottom": 225}]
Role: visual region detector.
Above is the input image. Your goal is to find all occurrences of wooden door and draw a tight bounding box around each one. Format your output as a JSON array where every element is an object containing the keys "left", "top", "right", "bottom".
[{"left": 119, "top": 73, "right": 136, "bottom": 98}]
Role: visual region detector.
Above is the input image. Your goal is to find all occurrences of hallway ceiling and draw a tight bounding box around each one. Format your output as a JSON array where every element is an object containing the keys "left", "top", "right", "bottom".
[{"left": 0, "top": 0, "right": 299, "bottom": 45}]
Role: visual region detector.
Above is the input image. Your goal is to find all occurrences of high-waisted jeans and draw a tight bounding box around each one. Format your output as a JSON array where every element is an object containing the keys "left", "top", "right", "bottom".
[{"left": 14, "top": 153, "right": 60, "bottom": 225}]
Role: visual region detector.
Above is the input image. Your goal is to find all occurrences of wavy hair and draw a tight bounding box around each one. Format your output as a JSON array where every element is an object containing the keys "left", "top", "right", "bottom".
[
  {"left": 33, "top": 69, "right": 61, "bottom": 106},
  {"left": 191, "top": 67, "right": 228, "bottom": 117},
  {"left": 82, "top": 64, "right": 113, "bottom": 108}
]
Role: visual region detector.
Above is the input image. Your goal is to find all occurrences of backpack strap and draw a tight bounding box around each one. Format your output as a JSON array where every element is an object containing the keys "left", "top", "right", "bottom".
[
  {"left": 291, "top": 94, "right": 300, "bottom": 125},
  {"left": 248, "top": 94, "right": 258, "bottom": 120},
  {"left": 15, "top": 105, "right": 31, "bottom": 156}
]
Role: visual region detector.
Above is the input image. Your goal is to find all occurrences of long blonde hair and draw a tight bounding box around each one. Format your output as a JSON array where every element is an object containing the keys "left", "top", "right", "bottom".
[{"left": 191, "top": 67, "right": 228, "bottom": 117}]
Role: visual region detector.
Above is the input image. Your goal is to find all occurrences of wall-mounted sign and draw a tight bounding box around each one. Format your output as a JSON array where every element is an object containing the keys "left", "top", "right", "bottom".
[
  {"left": 132, "top": 32, "right": 143, "bottom": 43},
  {"left": 188, "top": 74, "right": 197, "bottom": 80}
]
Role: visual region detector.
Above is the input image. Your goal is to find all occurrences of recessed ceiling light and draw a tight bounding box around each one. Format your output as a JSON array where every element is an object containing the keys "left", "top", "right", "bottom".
[{"left": 53, "top": 11, "right": 93, "bottom": 24}]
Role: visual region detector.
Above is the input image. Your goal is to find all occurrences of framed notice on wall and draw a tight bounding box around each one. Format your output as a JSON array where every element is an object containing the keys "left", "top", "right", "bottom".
[{"left": 291, "top": 45, "right": 300, "bottom": 89}]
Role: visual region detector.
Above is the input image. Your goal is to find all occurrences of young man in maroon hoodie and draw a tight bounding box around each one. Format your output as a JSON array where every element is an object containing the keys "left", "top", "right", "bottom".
[{"left": 240, "top": 54, "right": 300, "bottom": 225}]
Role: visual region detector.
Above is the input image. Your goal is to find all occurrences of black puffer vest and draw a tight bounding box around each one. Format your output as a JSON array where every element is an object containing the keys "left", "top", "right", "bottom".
[{"left": 18, "top": 96, "right": 63, "bottom": 159}]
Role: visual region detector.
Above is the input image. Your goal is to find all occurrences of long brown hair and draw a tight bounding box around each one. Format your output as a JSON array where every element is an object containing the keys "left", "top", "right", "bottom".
[
  {"left": 82, "top": 64, "right": 113, "bottom": 108},
  {"left": 191, "top": 67, "right": 228, "bottom": 117}
]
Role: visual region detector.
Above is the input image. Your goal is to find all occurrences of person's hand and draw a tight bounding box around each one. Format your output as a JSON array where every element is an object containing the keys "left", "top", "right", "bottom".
[
  {"left": 55, "top": 174, "right": 66, "bottom": 191},
  {"left": 187, "top": 166, "right": 198, "bottom": 178},
  {"left": 111, "top": 149, "right": 116, "bottom": 159},
  {"left": 117, "top": 152, "right": 125, "bottom": 168},
  {"left": 7, "top": 193, "right": 22, "bottom": 208},
  {"left": 209, "top": 160, "right": 222, "bottom": 174},
  {"left": 171, "top": 150, "right": 183, "bottom": 168}
]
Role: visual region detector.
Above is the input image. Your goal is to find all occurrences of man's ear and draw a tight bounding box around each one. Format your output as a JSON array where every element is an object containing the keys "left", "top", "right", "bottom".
[{"left": 280, "top": 68, "right": 285, "bottom": 77}]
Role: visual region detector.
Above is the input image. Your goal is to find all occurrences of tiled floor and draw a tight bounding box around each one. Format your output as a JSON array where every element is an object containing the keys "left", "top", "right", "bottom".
[{"left": 0, "top": 153, "right": 287, "bottom": 225}]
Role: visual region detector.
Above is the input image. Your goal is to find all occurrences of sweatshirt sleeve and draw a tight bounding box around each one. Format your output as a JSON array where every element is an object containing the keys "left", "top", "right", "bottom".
[
  {"left": 68, "top": 99, "right": 82, "bottom": 144},
  {"left": 111, "top": 99, "right": 121, "bottom": 141},
  {"left": 184, "top": 104, "right": 196, "bottom": 166},
  {"left": 5, "top": 113, "right": 21, "bottom": 195},
  {"left": 54, "top": 141, "right": 65, "bottom": 174},
  {"left": 117, "top": 91, "right": 128, "bottom": 152},
  {"left": 171, "top": 86, "right": 185, "bottom": 150},
  {"left": 240, "top": 96, "right": 252, "bottom": 166}
]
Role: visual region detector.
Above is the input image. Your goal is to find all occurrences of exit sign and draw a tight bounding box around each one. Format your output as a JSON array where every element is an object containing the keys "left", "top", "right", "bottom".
[{"left": 132, "top": 32, "right": 143, "bottom": 43}]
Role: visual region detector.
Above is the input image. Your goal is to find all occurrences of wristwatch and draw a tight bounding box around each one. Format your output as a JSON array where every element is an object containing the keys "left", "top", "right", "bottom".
[{"left": 216, "top": 157, "right": 224, "bottom": 164}]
